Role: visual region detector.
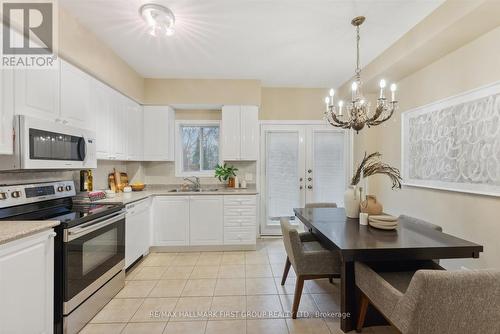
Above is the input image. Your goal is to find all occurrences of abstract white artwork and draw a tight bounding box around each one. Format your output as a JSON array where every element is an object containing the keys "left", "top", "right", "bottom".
[{"left": 402, "top": 82, "right": 500, "bottom": 197}]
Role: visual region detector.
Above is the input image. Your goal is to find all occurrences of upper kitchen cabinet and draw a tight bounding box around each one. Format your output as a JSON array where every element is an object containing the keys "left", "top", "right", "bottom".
[
  {"left": 60, "top": 60, "right": 93, "bottom": 130},
  {"left": 127, "top": 101, "right": 143, "bottom": 161},
  {"left": 221, "top": 105, "right": 259, "bottom": 160},
  {"left": 143, "top": 106, "right": 175, "bottom": 161},
  {"left": 0, "top": 69, "right": 14, "bottom": 155},
  {"left": 91, "top": 79, "right": 112, "bottom": 160},
  {"left": 14, "top": 64, "right": 60, "bottom": 122}
]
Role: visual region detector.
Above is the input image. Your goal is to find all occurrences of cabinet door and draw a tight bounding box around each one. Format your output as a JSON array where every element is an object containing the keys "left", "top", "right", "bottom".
[
  {"left": 0, "top": 69, "right": 14, "bottom": 155},
  {"left": 240, "top": 105, "right": 259, "bottom": 160},
  {"left": 189, "top": 196, "right": 223, "bottom": 245},
  {"left": 111, "top": 92, "right": 127, "bottom": 160},
  {"left": 0, "top": 230, "right": 54, "bottom": 334},
  {"left": 221, "top": 105, "right": 241, "bottom": 160},
  {"left": 153, "top": 197, "right": 189, "bottom": 246},
  {"left": 60, "top": 60, "right": 93, "bottom": 130},
  {"left": 143, "top": 106, "right": 174, "bottom": 161},
  {"left": 14, "top": 65, "right": 60, "bottom": 121},
  {"left": 91, "top": 80, "right": 112, "bottom": 159},
  {"left": 127, "top": 102, "right": 143, "bottom": 161}
]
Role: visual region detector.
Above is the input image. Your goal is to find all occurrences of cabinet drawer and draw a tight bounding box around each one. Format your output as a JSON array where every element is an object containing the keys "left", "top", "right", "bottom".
[
  {"left": 224, "top": 195, "right": 256, "bottom": 206},
  {"left": 224, "top": 227, "right": 256, "bottom": 245},
  {"left": 224, "top": 216, "right": 255, "bottom": 227},
  {"left": 224, "top": 206, "right": 256, "bottom": 217}
]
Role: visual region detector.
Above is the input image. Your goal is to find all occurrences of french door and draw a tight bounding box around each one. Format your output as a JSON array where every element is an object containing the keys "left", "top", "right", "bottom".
[{"left": 260, "top": 123, "right": 351, "bottom": 235}]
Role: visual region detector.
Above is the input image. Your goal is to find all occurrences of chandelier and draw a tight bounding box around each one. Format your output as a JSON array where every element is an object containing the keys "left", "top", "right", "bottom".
[{"left": 324, "top": 16, "right": 398, "bottom": 133}]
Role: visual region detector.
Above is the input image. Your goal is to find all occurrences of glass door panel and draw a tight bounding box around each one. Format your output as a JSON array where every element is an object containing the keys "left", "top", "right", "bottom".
[
  {"left": 261, "top": 126, "right": 305, "bottom": 235},
  {"left": 308, "top": 129, "right": 347, "bottom": 207}
]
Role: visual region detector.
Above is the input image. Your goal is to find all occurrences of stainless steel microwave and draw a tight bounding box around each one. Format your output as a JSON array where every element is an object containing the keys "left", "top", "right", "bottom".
[{"left": 0, "top": 115, "right": 97, "bottom": 170}]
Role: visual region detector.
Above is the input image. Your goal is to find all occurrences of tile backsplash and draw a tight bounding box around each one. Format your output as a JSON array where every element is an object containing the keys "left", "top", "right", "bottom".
[{"left": 0, "top": 160, "right": 256, "bottom": 191}]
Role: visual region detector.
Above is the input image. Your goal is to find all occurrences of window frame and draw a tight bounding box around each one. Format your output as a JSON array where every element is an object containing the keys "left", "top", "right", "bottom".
[{"left": 175, "top": 120, "right": 222, "bottom": 177}]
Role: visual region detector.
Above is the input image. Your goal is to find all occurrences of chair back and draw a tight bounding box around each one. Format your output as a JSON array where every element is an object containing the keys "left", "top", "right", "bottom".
[
  {"left": 280, "top": 217, "right": 303, "bottom": 270},
  {"left": 305, "top": 202, "right": 337, "bottom": 208},
  {"left": 393, "top": 269, "right": 500, "bottom": 334}
]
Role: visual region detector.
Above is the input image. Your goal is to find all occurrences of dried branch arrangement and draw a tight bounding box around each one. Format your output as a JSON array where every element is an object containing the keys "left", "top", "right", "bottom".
[{"left": 351, "top": 152, "right": 402, "bottom": 189}]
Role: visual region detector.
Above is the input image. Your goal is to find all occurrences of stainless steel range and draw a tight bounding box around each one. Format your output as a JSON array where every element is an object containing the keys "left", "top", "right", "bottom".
[{"left": 0, "top": 180, "right": 125, "bottom": 334}]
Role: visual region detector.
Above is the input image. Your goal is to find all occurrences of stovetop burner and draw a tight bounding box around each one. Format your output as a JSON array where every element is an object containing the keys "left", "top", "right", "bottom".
[{"left": 0, "top": 180, "right": 123, "bottom": 228}]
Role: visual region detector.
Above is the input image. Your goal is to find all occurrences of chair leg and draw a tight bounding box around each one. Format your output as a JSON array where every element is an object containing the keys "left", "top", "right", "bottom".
[
  {"left": 356, "top": 293, "right": 370, "bottom": 333},
  {"left": 281, "top": 257, "right": 291, "bottom": 286},
  {"left": 292, "top": 275, "right": 305, "bottom": 319}
]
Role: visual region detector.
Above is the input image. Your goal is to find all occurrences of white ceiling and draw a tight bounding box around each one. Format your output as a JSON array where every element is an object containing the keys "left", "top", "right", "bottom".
[{"left": 60, "top": 0, "right": 444, "bottom": 88}]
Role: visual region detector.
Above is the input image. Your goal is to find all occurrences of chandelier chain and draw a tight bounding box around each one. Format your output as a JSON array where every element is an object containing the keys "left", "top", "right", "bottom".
[{"left": 355, "top": 25, "right": 361, "bottom": 77}]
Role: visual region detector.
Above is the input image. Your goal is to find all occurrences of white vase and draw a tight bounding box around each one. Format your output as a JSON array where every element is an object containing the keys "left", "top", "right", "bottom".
[{"left": 344, "top": 185, "right": 360, "bottom": 218}]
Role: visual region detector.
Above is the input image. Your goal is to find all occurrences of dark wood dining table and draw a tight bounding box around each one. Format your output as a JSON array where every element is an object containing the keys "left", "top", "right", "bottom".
[{"left": 294, "top": 207, "right": 484, "bottom": 333}]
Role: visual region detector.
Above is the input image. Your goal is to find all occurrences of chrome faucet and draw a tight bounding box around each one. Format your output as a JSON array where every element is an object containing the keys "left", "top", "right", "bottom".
[{"left": 183, "top": 176, "right": 201, "bottom": 191}]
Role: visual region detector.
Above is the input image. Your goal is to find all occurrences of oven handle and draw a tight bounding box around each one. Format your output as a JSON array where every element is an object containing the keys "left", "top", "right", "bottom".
[{"left": 64, "top": 210, "right": 125, "bottom": 242}]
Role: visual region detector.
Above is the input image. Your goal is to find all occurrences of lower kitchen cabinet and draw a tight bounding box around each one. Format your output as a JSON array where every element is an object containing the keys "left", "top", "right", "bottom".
[
  {"left": 189, "top": 196, "right": 223, "bottom": 245},
  {"left": 153, "top": 196, "right": 190, "bottom": 246},
  {"left": 125, "top": 198, "right": 151, "bottom": 268},
  {"left": 0, "top": 229, "right": 55, "bottom": 334},
  {"left": 152, "top": 195, "right": 257, "bottom": 248}
]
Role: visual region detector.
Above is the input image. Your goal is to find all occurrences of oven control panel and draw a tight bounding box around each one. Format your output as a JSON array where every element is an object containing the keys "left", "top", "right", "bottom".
[{"left": 0, "top": 180, "right": 76, "bottom": 208}]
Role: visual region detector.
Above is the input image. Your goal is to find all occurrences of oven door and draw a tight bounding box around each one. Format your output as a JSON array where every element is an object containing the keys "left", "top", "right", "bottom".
[
  {"left": 18, "top": 115, "right": 97, "bottom": 169},
  {"left": 63, "top": 211, "right": 125, "bottom": 314}
]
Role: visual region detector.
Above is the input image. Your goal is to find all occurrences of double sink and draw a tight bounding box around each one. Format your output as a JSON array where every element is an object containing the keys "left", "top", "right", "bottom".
[{"left": 168, "top": 188, "right": 219, "bottom": 193}]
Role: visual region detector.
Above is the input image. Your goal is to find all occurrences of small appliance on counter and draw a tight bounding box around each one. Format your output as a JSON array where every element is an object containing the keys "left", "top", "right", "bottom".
[{"left": 0, "top": 180, "right": 125, "bottom": 334}]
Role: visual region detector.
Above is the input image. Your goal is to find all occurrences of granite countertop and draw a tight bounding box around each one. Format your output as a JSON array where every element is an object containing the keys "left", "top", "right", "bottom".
[
  {"left": 95, "top": 184, "right": 259, "bottom": 205},
  {"left": 0, "top": 221, "right": 60, "bottom": 246}
]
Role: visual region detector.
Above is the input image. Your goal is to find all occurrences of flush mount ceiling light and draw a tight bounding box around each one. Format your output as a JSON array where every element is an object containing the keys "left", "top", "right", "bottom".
[{"left": 140, "top": 3, "right": 175, "bottom": 37}]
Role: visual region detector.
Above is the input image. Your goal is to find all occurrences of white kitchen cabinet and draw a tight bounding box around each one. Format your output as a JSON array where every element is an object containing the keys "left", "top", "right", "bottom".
[
  {"left": 126, "top": 198, "right": 151, "bottom": 268},
  {"left": 223, "top": 195, "right": 257, "bottom": 245},
  {"left": 127, "top": 102, "right": 143, "bottom": 161},
  {"left": 0, "top": 229, "right": 54, "bottom": 334},
  {"left": 60, "top": 60, "right": 93, "bottom": 130},
  {"left": 221, "top": 105, "right": 240, "bottom": 160},
  {"left": 240, "top": 105, "right": 259, "bottom": 160},
  {"left": 189, "top": 196, "right": 223, "bottom": 245},
  {"left": 109, "top": 91, "right": 128, "bottom": 160},
  {"left": 221, "top": 105, "right": 259, "bottom": 160},
  {"left": 143, "top": 106, "right": 175, "bottom": 161},
  {"left": 14, "top": 64, "right": 60, "bottom": 122},
  {"left": 91, "top": 79, "right": 112, "bottom": 159},
  {"left": 153, "top": 196, "right": 190, "bottom": 246},
  {"left": 0, "top": 69, "right": 14, "bottom": 155}
]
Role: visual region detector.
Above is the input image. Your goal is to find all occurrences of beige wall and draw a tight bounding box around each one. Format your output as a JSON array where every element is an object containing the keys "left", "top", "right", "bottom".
[
  {"left": 144, "top": 79, "right": 261, "bottom": 106},
  {"left": 58, "top": 7, "right": 144, "bottom": 102},
  {"left": 361, "top": 26, "right": 500, "bottom": 270},
  {"left": 260, "top": 87, "right": 328, "bottom": 120}
]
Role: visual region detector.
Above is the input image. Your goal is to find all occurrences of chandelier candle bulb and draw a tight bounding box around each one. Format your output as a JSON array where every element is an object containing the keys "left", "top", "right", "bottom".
[
  {"left": 338, "top": 100, "right": 344, "bottom": 116},
  {"left": 390, "top": 83, "right": 397, "bottom": 102},
  {"left": 379, "top": 79, "right": 386, "bottom": 98},
  {"left": 352, "top": 82, "right": 358, "bottom": 100}
]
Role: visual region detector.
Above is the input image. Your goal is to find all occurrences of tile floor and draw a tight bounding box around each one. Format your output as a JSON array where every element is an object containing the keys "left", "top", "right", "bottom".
[{"left": 80, "top": 238, "right": 397, "bottom": 334}]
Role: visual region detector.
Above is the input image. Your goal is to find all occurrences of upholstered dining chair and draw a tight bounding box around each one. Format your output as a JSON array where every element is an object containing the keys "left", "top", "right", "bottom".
[
  {"left": 355, "top": 261, "right": 500, "bottom": 333},
  {"left": 280, "top": 217, "right": 341, "bottom": 318}
]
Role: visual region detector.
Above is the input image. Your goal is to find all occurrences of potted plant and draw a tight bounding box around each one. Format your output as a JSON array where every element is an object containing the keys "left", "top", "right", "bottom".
[
  {"left": 214, "top": 163, "right": 238, "bottom": 187},
  {"left": 345, "top": 152, "right": 402, "bottom": 218}
]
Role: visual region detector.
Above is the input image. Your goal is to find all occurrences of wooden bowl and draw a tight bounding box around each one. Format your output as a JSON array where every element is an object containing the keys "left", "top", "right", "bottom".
[{"left": 130, "top": 183, "right": 145, "bottom": 191}]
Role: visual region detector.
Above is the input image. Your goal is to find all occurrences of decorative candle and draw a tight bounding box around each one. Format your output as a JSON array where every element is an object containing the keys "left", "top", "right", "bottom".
[
  {"left": 390, "top": 83, "right": 397, "bottom": 102},
  {"left": 325, "top": 97, "right": 330, "bottom": 112},
  {"left": 351, "top": 81, "right": 358, "bottom": 100},
  {"left": 379, "top": 79, "right": 386, "bottom": 99},
  {"left": 338, "top": 100, "right": 344, "bottom": 116}
]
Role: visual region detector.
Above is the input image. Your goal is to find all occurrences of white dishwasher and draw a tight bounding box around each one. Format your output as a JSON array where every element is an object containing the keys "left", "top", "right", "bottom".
[{"left": 125, "top": 198, "right": 151, "bottom": 268}]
